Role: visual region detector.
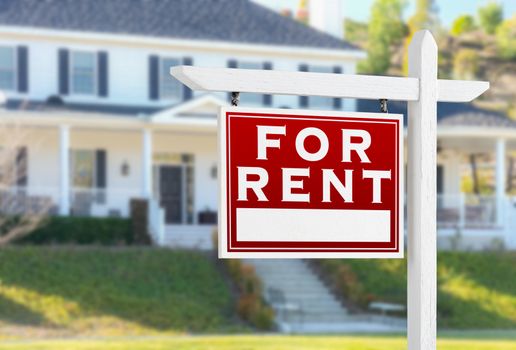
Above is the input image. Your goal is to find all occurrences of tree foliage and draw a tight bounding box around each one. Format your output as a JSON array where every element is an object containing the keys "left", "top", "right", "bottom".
[
  {"left": 478, "top": 1, "right": 503, "bottom": 35},
  {"left": 496, "top": 15, "right": 516, "bottom": 59},
  {"left": 358, "top": 0, "right": 406, "bottom": 74},
  {"left": 450, "top": 15, "right": 476, "bottom": 36},
  {"left": 453, "top": 49, "right": 480, "bottom": 80}
]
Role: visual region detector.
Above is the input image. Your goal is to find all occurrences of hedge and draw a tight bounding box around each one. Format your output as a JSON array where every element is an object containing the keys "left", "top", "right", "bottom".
[{"left": 16, "top": 216, "right": 134, "bottom": 245}]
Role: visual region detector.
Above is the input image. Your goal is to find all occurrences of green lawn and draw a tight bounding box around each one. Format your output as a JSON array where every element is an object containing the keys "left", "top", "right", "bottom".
[
  {"left": 317, "top": 252, "right": 516, "bottom": 329},
  {"left": 0, "top": 247, "right": 242, "bottom": 338},
  {"left": 0, "top": 335, "right": 516, "bottom": 350}
]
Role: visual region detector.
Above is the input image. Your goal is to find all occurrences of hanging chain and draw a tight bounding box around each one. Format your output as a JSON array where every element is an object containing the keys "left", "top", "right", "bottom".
[
  {"left": 380, "top": 98, "right": 388, "bottom": 113},
  {"left": 231, "top": 92, "right": 240, "bottom": 106}
]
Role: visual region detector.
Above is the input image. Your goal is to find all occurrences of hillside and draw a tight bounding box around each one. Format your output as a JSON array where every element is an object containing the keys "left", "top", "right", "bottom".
[
  {"left": 0, "top": 247, "right": 242, "bottom": 339},
  {"left": 316, "top": 251, "right": 516, "bottom": 329}
]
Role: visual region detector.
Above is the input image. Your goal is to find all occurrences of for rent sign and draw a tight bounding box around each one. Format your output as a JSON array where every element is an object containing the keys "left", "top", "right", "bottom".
[{"left": 219, "top": 108, "right": 403, "bottom": 258}]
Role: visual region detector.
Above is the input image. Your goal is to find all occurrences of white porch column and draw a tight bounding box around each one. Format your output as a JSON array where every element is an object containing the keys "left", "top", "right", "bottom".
[
  {"left": 59, "top": 125, "right": 70, "bottom": 215},
  {"left": 142, "top": 128, "right": 153, "bottom": 198},
  {"left": 495, "top": 138, "right": 506, "bottom": 226}
]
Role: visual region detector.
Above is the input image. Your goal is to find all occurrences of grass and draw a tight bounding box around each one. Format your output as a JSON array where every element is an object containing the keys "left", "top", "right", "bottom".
[
  {"left": 317, "top": 251, "right": 516, "bottom": 329},
  {"left": 0, "top": 334, "right": 515, "bottom": 350},
  {"left": 0, "top": 247, "right": 241, "bottom": 338}
]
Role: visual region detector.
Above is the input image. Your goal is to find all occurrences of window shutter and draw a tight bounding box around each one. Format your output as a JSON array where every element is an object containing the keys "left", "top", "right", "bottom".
[
  {"left": 98, "top": 51, "right": 108, "bottom": 97},
  {"left": 95, "top": 149, "right": 107, "bottom": 189},
  {"left": 16, "top": 146, "right": 27, "bottom": 187},
  {"left": 263, "top": 62, "right": 272, "bottom": 106},
  {"left": 182, "top": 57, "right": 193, "bottom": 101},
  {"left": 299, "top": 64, "right": 308, "bottom": 108},
  {"left": 149, "top": 55, "right": 159, "bottom": 100},
  {"left": 58, "top": 49, "right": 69, "bottom": 95},
  {"left": 333, "top": 66, "right": 342, "bottom": 110},
  {"left": 17, "top": 46, "right": 28, "bottom": 93}
]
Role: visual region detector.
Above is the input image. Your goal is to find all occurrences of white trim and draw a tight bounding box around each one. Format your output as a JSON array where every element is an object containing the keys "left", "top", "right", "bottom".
[
  {"left": 0, "top": 26, "right": 366, "bottom": 61},
  {"left": 151, "top": 94, "right": 226, "bottom": 121}
]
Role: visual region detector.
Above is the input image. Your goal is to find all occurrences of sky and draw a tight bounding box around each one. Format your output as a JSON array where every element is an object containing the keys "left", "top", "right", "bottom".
[{"left": 254, "top": 0, "right": 516, "bottom": 27}]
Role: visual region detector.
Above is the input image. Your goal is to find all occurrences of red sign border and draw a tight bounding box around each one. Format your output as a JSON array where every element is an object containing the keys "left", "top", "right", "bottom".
[{"left": 219, "top": 107, "right": 404, "bottom": 258}]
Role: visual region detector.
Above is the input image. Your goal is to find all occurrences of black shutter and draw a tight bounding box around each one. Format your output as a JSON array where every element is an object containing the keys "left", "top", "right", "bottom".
[
  {"left": 149, "top": 55, "right": 159, "bottom": 100},
  {"left": 17, "top": 46, "right": 28, "bottom": 93},
  {"left": 98, "top": 51, "right": 108, "bottom": 97},
  {"left": 263, "top": 62, "right": 272, "bottom": 106},
  {"left": 299, "top": 64, "right": 308, "bottom": 108},
  {"left": 227, "top": 59, "right": 238, "bottom": 102},
  {"left": 16, "top": 147, "right": 27, "bottom": 187},
  {"left": 182, "top": 57, "right": 193, "bottom": 101},
  {"left": 95, "top": 150, "right": 107, "bottom": 189},
  {"left": 333, "top": 66, "right": 342, "bottom": 110},
  {"left": 58, "top": 49, "right": 69, "bottom": 95}
]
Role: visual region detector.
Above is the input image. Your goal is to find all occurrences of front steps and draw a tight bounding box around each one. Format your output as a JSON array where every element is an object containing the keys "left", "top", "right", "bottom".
[
  {"left": 246, "top": 259, "right": 406, "bottom": 333},
  {"left": 163, "top": 225, "right": 214, "bottom": 250}
]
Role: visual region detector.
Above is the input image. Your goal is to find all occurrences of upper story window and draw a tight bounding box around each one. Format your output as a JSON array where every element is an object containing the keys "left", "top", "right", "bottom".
[
  {"left": 228, "top": 60, "right": 272, "bottom": 106},
  {"left": 308, "top": 65, "right": 334, "bottom": 109},
  {"left": 160, "top": 57, "right": 182, "bottom": 101},
  {"left": 71, "top": 51, "right": 96, "bottom": 95},
  {"left": 0, "top": 47, "right": 15, "bottom": 91},
  {"left": 236, "top": 61, "right": 263, "bottom": 105}
]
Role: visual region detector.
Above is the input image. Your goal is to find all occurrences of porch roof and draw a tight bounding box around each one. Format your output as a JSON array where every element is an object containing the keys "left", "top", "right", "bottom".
[{"left": 357, "top": 100, "right": 516, "bottom": 129}]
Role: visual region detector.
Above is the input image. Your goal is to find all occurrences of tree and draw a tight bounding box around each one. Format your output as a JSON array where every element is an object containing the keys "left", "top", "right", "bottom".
[
  {"left": 478, "top": 1, "right": 503, "bottom": 35},
  {"left": 453, "top": 49, "right": 480, "bottom": 79},
  {"left": 450, "top": 15, "right": 476, "bottom": 36},
  {"left": 496, "top": 15, "right": 516, "bottom": 59},
  {"left": 0, "top": 124, "right": 50, "bottom": 245},
  {"left": 358, "top": 0, "right": 406, "bottom": 74},
  {"left": 403, "top": 0, "right": 439, "bottom": 74},
  {"left": 344, "top": 18, "right": 368, "bottom": 45}
]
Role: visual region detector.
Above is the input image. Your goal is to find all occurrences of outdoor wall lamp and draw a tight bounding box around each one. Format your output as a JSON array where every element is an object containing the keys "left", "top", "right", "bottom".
[{"left": 121, "top": 161, "right": 130, "bottom": 176}]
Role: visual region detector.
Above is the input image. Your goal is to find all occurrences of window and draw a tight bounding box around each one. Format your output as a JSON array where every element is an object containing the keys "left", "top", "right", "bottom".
[
  {"left": 308, "top": 65, "right": 334, "bottom": 109},
  {"left": 0, "top": 47, "right": 15, "bottom": 91},
  {"left": 71, "top": 150, "right": 95, "bottom": 188},
  {"left": 71, "top": 51, "right": 96, "bottom": 95},
  {"left": 237, "top": 61, "right": 263, "bottom": 105},
  {"left": 161, "top": 57, "right": 182, "bottom": 100}
]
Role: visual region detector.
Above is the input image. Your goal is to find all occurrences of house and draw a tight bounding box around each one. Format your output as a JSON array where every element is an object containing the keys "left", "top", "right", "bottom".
[{"left": 0, "top": 0, "right": 513, "bottom": 250}]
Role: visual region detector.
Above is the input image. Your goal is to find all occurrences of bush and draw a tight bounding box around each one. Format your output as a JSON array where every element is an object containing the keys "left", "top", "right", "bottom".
[
  {"left": 453, "top": 49, "right": 480, "bottom": 80},
  {"left": 224, "top": 259, "right": 274, "bottom": 330},
  {"left": 16, "top": 216, "right": 133, "bottom": 245}
]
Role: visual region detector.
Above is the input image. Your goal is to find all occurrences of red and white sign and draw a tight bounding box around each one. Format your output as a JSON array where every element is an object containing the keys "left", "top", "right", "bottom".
[{"left": 219, "top": 108, "right": 403, "bottom": 258}]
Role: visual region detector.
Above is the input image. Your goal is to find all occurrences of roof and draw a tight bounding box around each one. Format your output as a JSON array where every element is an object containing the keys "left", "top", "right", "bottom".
[
  {"left": 0, "top": 0, "right": 357, "bottom": 51},
  {"left": 357, "top": 100, "right": 516, "bottom": 129}
]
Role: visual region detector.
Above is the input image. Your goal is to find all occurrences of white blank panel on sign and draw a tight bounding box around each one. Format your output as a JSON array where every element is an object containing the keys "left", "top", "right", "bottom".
[{"left": 236, "top": 208, "right": 390, "bottom": 242}]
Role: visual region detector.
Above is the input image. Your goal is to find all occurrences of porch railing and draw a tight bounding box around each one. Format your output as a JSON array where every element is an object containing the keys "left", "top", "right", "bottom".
[{"left": 436, "top": 193, "right": 497, "bottom": 229}]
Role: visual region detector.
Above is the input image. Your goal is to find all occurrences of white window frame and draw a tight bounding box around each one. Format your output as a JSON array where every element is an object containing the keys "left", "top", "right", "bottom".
[
  {"left": 69, "top": 50, "right": 97, "bottom": 96},
  {"left": 0, "top": 46, "right": 17, "bottom": 92},
  {"left": 160, "top": 57, "right": 183, "bottom": 101},
  {"left": 70, "top": 149, "right": 96, "bottom": 189}
]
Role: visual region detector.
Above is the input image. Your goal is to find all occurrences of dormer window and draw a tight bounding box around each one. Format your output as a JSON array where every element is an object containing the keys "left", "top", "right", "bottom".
[
  {"left": 0, "top": 47, "right": 15, "bottom": 91},
  {"left": 70, "top": 51, "right": 96, "bottom": 95}
]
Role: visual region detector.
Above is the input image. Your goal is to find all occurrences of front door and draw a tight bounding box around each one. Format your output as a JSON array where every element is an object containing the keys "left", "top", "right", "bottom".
[{"left": 160, "top": 166, "right": 183, "bottom": 224}]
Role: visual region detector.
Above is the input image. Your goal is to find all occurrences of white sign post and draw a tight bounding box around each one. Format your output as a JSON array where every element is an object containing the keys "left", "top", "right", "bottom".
[{"left": 171, "top": 30, "right": 489, "bottom": 350}]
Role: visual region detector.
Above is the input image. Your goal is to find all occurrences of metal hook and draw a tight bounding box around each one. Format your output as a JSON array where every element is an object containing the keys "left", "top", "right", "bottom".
[
  {"left": 231, "top": 92, "right": 240, "bottom": 106},
  {"left": 380, "top": 99, "right": 388, "bottom": 113}
]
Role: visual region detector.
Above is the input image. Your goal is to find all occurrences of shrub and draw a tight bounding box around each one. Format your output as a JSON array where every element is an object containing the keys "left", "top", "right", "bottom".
[
  {"left": 224, "top": 259, "right": 274, "bottom": 330},
  {"left": 16, "top": 216, "right": 134, "bottom": 245}
]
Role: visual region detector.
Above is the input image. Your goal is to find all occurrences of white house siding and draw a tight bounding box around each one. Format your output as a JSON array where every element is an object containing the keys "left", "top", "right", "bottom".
[{"left": 0, "top": 34, "right": 357, "bottom": 111}]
